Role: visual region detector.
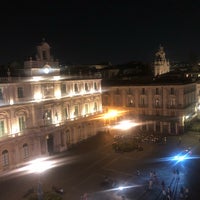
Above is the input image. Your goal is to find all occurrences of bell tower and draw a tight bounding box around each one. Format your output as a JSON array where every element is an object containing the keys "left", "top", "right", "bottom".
[
  {"left": 36, "top": 38, "right": 51, "bottom": 61},
  {"left": 154, "top": 45, "right": 170, "bottom": 76},
  {"left": 24, "top": 39, "right": 60, "bottom": 76}
]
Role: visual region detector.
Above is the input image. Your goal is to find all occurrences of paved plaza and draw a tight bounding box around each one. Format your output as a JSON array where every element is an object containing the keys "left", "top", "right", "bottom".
[{"left": 0, "top": 131, "right": 200, "bottom": 200}]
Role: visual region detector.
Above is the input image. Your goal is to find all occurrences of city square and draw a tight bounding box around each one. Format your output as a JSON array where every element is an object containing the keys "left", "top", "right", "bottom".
[{"left": 0, "top": 130, "right": 199, "bottom": 200}]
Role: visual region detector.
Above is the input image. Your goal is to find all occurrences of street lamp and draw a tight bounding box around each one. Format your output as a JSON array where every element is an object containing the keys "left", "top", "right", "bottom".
[
  {"left": 113, "top": 120, "right": 138, "bottom": 131},
  {"left": 22, "top": 157, "right": 56, "bottom": 200}
]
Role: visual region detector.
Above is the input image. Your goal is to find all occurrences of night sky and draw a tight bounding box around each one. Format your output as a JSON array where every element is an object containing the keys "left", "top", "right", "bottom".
[{"left": 0, "top": 0, "right": 200, "bottom": 65}]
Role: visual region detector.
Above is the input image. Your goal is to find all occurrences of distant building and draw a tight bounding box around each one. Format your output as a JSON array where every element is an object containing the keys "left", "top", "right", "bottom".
[
  {"left": 154, "top": 45, "right": 170, "bottom": 77},
  {"left": 102, "top": 76, "right": 196, "bottom": 135}
]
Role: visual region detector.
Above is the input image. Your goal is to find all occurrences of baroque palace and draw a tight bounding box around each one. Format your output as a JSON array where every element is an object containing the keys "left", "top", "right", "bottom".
[
  {"left": 102, "top": 46, "right": 198, "bottom": 136},
  {"left": 0, "top": 40, "right": 103, "bottom": 172},
  {"left": 1, "top": 41, "right": 200, "bottom": 174}
]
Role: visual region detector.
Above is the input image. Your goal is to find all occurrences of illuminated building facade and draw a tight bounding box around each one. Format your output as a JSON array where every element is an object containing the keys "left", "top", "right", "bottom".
[
  {"left": 102, "top": 80, "right": 196, "bottom": 135},
  {"left": 0, "top": 41, "right": 103, "bottom": 173}
]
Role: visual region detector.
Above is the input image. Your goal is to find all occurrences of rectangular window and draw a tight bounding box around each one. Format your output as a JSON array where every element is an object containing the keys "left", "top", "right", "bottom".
[
  {"left": 74, "top": 84, "right": 78, "bottom": 93},
  {"left": 42, "top": 84, "right": 54, "bottom": 97},
  {"left": 85, "top": 104, "right": 89, "bottom": 114},
  {"left": 0, "top": 120, "right": 5, "bottom": 137},
  {"left": 17, "top": 87, "right": 24, "bottom": 98},
  {"left": 64, "top": 107, "right": 68, "bottom": 119},
  {"left": 85, "top": 83, "right": 89, "bottom": 91},
  {"left": 140, "top": 97, "right": 145, "bottom": 105},
  {"left": 74, "top": 105, "right": 79, "bottom": 117},
  {"left": 128, "top": 88, "right": 132, "bottom": 94},
  {"left": 142, "top": 88, "right": 145, "bottom": 94},
  {"left": 170, "top": 88, "right": 175, "bottom": 95},
  {"left": 61, "top": 84, "right": 66, "bottom": 95},
  {"left": 94, "top": 82, "right": 98, "bottom": 91},
  {"left": 19, "top": 116, "right": 26, "bottom": 131},
  {"left": 94, "top": 102, "right": 97, "bottom": 111},
  {"left": 43, "top": 110, "right": 52, "bottom": 125},
  {"left": 156, "top": 88, "right": 159, "bottom": 95}
]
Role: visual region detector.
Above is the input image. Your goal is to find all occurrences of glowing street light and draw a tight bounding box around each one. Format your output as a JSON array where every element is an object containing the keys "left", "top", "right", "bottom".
[
  {"left": 21, "top": 157, "right": 56, "bottom": 200},
  {"left": 113, "top": 120, "right": 138, "bottom": 131}
]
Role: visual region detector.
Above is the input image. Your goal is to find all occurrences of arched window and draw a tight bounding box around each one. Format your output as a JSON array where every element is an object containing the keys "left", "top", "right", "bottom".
[
  {"left": 23, "top": 143, "right": 29, "bottom": 158},
  {"left": 2, "top": 150, "right": 9, "bottom": 166}
]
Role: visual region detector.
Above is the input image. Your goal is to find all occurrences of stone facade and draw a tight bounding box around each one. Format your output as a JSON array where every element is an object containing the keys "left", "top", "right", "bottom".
[{"left": 102, "top": 82, "right": 196, "bottom": 135}]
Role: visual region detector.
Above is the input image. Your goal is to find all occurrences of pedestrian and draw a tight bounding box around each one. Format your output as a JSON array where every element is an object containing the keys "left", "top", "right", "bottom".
[
  {"left": 167, "top": 186, "right": 172, "bottom": 197},
  {"left": 82, "top": 193, "right": 88, "bottom": 200},
  {"left": 150, "top": 171, "right": 153, "bottom": 178},
  {"left": 184, "top": 187, "right": 189, "bottom": 199},
  {"left": 149, "top": 179, "right": 153, "bottom": 190},
  {"left": 137, "top": 169, "right": 140, "bottom": 176},
  {"left": 167, "top": 193, "right": 171, "bottom": 200},
  {"left": 153, "top": 171, "right": 158, "bottom": 184},
  {"left": 176, "top": 168, "right": 180, "bottom": 180},
  {"left": 162, "top": 189, "right": 167, "bottom": 198},
  {"left": 164, "top": 136, "right": 167, "bottom": 144},
  {"left": 161, "top": 180, "right": 165, "bottom": 190}
]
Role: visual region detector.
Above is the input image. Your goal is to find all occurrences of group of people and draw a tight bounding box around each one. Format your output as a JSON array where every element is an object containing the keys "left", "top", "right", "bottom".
[{"left": 136, "top": 168, "right": 190, "bottom": 200}]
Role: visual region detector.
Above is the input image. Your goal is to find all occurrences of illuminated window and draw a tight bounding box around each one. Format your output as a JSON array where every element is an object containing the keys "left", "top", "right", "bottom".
[
  {"left": 127, "top": 96, "right": 134, "bottom": 106},
  {"left": 43, "top": 110, "right": 52, "bottom": 125},
  {"left": 17, "top": 87, "right": 24, "bottom": 98},
  {"left": 19, "top": 116, "right": 26, "bottom": 131},
  {"left": 155, "top": 98, "right": 160, "bottom": 107},
  {"left": 74, "top": 105, "right": 79, "bottom": 117},
  {"left": 2, "top": 150, "right": 9, "bottom": 166},
  {"left": 170, "top": 98, "right": 176, "bottom": 106},
  {"left": 42, "top": 84, "right": 54, "bottom": 97},
  {"left": 23, "top": 143, "right": 29, "bottom": 159},
  {"left": 140, "top": 96, "right": 145, "bottom": 106},
  {"left": 0, "top": 120, "right": 5, "bottom": 137},
  {"left": 85, "top": 104, "right": 89, "bottom": 114}
]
